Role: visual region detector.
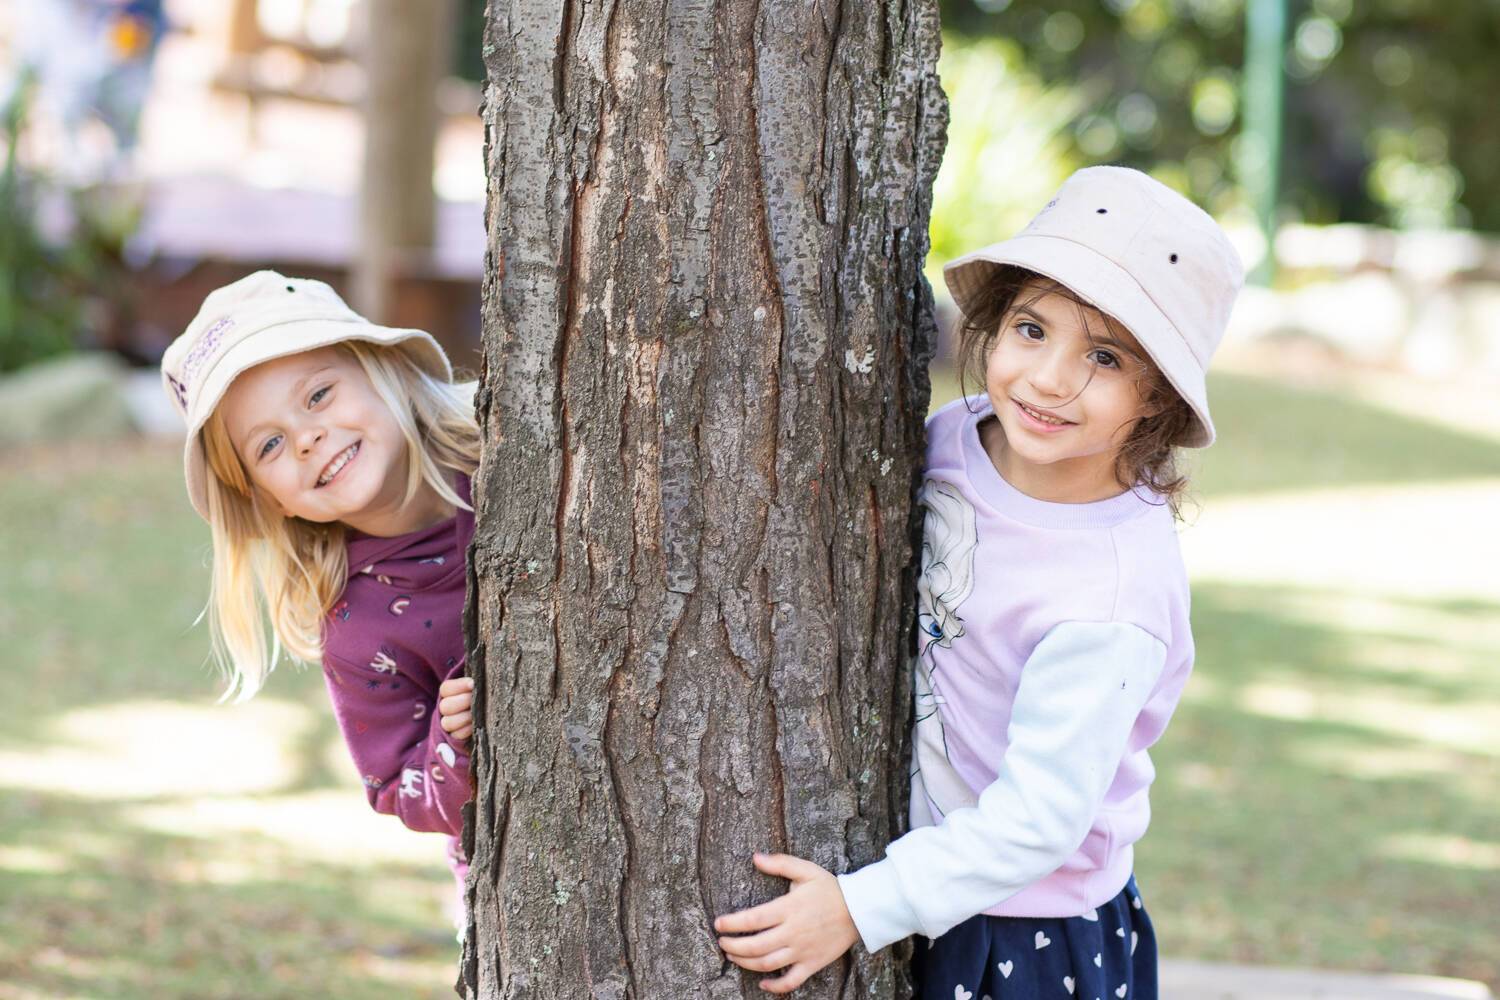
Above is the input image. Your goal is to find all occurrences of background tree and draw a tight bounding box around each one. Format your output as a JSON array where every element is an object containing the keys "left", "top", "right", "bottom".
[
  {"left": 460, "top": 3, "right": 947, "bottom": 998},
  {"left": 352, "top": 0, "right": 456, "bottom": 322},
  {"left": 939, "top": 0, "right": 1500, "bottom": 233}
]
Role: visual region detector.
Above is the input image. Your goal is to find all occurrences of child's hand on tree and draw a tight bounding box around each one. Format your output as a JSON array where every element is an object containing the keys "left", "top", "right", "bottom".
[
  {"left": 714, "top": 852, "right": 861, "bottom": 994},
  {"left": 438, "top": 676, "right": 475, "bottom": 744}
]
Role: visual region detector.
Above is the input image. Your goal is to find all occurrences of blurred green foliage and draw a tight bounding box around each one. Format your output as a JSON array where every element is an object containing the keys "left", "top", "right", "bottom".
[
  {"left": 938, "top": 0, "right": 1498, "bottom": 233},
  {"left": 453, "top": 0, "right": 488, "bottom": 83},
  {"left": 0, "top": 77, "right": 84, "bottom": 373},
  {"left": 927, "top": 36, "right": 1085, "bottom": 280},
  {"left": 0, "top": 75, "right": 142, "bottom": 374}
]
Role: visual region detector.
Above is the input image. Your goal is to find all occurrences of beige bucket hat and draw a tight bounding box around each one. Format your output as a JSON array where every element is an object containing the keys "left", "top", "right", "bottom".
[
  {"left": 942, "top": 166, "right": 1244, "bottom": 447},
  {"left": 160, "top": 270, "right": 452, "bottom": 520}
]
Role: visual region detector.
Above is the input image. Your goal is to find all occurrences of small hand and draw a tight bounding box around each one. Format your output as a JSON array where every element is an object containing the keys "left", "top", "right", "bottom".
[
  {"left": 714, "top": 853, "right": 860, "bottom": 994},
  {"left": 437, "top": 676, "right": 474, "bottom": 744}
]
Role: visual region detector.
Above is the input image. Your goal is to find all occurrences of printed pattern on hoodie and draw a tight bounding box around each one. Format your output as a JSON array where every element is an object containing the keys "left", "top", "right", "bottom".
[{"left": 321, "top": 474, "right": 475, "bottom": 842}]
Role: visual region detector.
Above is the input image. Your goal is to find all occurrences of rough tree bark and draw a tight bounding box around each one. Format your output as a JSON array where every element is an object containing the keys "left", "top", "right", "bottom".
[{"left": 462, "top": 2, "right": 946, "bottom": 997}]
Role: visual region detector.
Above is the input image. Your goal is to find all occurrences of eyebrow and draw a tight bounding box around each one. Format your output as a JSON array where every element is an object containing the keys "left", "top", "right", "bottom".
[
  {"left": 1012, "top": 306, "right": 1140, "bottom": 356},
  {"left": 240, "top": 365, "right": 336, "bottom": 457}
]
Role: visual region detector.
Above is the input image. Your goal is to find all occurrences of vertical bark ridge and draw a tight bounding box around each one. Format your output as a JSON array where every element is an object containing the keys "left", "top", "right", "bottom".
[{"left": 466, "top": 1, "right": 945, "bottom": 996}]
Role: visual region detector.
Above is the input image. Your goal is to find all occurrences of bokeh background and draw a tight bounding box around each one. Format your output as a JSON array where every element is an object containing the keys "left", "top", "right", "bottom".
[{"left": 1, "top": 1, "right": 1496, "bottom": 997}]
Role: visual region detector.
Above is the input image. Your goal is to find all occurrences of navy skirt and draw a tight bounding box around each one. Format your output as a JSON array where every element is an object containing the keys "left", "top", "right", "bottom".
[{"left": 912, "top": 876, "right": 1157, "bottom": 1000}]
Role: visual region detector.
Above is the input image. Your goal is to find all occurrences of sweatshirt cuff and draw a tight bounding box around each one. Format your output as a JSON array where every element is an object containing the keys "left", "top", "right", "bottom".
[{"left": 836, "top": 858, "right": 927, "bottom": 953}]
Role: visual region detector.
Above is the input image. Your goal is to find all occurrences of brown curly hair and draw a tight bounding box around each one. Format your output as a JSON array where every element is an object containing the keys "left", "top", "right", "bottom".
[{"left": 952, "top": 265, "right": 1197, "bottom": 518}]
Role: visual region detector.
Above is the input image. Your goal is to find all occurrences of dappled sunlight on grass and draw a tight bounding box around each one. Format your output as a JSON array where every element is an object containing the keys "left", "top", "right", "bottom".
[
  {"left": 0, "top": 844, "right": 69, "bottom": 876},
  {"left": 1237, "top": 677, "right": 1500, "bottom": 756},
  {"left": 1212, "top": 587, "right": 1500, "bottom": 651},
  {"left": 1193, "top": 371, "right": 1500, "bottom": 496},
  {"left": 1, "top": 440, "right": 459, "bottom": 997},
  {"left": 1179, "top": 478, "right": 1500, "bottom": 604},
  {"left": 359, "top": 952, "right": 464, "bottom": 991},
  {"left": 0, "top": 788, "right": 457, "bottom": 998},
  {"left": 1289, "top": 738, "right": 1490, "bottom": 788},
  {"left": 1376, "top": 834, "right": 1500, "bottom": 873},
  {"left": 0, "top": 698, "right": 314, "bottom": 799},
  {"left": 1143, "top": 580, "right": 1500, "bottom": 986},
  {"left": 1374, "top": 833, "right": 1500, "bottom": 869},
  {"left": 127, "top": 789, "right": 447, "bottom": 869}
]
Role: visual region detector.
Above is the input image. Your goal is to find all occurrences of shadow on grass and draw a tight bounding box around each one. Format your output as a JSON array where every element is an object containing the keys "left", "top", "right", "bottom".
[
  {"left": 1, "top": 443, "right": 460, "bottom": 997},
  {"left": 1192, "top": 372, "right": 1500, "bottom": 496},
  {"left": 0, "top": 790, "right": 458, "bottom": 999},
  {"left": 1142, "top": 580, "right": 1500, "bottom": 989}
]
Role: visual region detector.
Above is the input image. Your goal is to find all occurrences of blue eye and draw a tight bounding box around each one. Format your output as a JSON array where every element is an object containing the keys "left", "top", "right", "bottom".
[
  {"left": 310, "top": 385, "right": 330, "bottom": 406},
  {"left": 924, "top": 620, "right": 942, "bottom": 637},
  {"left": 258, "top": 434, "right": 282, "bottom": 458}
]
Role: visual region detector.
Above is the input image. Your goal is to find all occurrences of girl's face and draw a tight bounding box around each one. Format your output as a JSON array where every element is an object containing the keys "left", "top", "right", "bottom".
[
  {"left": 218, "top": 346, "right": 413, "bottom": 533},
  {"left": 982, "top": 285, "right": 1152, "bottom": 502}
]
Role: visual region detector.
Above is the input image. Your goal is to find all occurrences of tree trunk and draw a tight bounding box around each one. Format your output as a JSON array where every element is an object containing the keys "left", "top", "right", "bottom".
[
  {"left": 353, "top": 0, "right": 456, "bottom": 322},
  {"left": 462, "top": 3, "right": 946, "bottom": 998}
]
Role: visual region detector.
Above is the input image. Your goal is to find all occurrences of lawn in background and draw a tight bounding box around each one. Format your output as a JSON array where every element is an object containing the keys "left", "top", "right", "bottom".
[
  {"left": 0, "top": 441, "right": 458, "bottom": 999},
  {"left": 1, "top": 367, "right": 1496, "bottom": 996}
]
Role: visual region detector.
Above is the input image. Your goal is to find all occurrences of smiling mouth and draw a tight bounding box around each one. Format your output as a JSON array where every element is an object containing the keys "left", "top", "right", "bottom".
[
  {"left": 316, "top": 442, "right": 360, "bottom": 487},
  {"left": 1013, "top": 399, "right": 1074, "bottom": 427}
]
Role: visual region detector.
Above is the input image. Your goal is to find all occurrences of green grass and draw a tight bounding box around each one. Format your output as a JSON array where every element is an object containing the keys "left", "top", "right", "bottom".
[
  {"left": 1, "top": 368, "right": 1496, "bottom": 995},
  {"left": 0, "top": 441, "right": 459, "bottom": 999},
  {"left": 1144, "top": 581, "right": 1500, "bottom": 986}
]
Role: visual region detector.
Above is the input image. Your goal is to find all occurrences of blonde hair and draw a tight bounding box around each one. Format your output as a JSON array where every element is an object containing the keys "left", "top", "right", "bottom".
[{"left": 199, "top": 340, "right": 480, "bottom": 702}]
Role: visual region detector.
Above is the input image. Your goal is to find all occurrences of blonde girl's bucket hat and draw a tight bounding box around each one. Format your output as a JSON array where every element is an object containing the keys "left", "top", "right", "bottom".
[
  {"left": 942, "top": 166, "right": 1245, "bottom": 448},
  {"left": 160, "top": 270, "right": 453, "bottom": 521}
]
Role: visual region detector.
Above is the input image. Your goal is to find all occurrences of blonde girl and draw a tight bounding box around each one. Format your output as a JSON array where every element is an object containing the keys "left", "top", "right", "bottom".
[{"left": 162, "top": 270, "right": 482, "bottom": 906}]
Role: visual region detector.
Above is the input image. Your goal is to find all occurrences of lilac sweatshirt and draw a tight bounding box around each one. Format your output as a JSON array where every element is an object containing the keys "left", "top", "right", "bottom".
[
  {"left": 321, "top": 473, "right": 474, "bottom": 860},
  {"left": 838, "top": 396, "right": 1195, "bottom": 951}
]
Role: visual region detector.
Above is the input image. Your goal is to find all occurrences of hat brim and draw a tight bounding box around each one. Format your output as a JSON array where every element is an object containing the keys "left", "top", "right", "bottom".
[
  {"left": 943, "top": 233, "right": 1214, "bottom": 448},
  {"left": 183, "top": 319, "right": 453, "bottom": 520}
]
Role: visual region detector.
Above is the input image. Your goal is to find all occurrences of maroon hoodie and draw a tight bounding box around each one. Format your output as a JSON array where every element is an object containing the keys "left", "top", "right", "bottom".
[{"left": 320, "top": 474, "right": 474, "bottom": 857}]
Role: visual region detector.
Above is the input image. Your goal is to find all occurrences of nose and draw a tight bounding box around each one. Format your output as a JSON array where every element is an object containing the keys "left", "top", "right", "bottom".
[
  {"left": 1026, "top": 346, "right": 1076, "bottom": 400},
  {"left": 294, "top": 424, "right": 326, "bottom": 457}
]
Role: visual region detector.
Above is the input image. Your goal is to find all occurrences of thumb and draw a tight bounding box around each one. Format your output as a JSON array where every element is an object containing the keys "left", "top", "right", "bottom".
[{"left": 752, "top": 852, "right": 826, "bottom": 884}]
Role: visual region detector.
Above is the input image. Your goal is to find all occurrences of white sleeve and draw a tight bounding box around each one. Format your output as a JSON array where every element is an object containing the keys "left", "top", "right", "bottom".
[{"left": 836, "top": 621, "right": 1167, "bottom": 953}]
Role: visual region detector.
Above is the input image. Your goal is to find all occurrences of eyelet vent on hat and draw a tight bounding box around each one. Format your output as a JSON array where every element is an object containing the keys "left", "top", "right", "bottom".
[
  {"left": 1170, "top": 253, "right": 1179, "bottom": 263},
  {"left": 1096, "top": 208, "right": 1107, "bottom": 214},
  {"left": 286, "top": 285, "right": 296, "bottom": 292}
]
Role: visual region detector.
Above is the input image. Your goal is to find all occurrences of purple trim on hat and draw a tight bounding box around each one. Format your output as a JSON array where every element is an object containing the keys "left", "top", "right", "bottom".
[{"left": 176, "top": 316, "right": 236, "bottom": 396}]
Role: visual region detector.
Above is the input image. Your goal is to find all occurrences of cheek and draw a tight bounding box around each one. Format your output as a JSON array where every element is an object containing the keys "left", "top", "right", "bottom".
[
  {"left": 982, "top": 340, "right": 1013, "bottom": 384},
  {"left": 261, "top": 477, "right": 294, "bottom": 509},
  {"left": 1102, "top": 392, "right": 1149, "bottom": 435},
  {"left": 354, "top": 395, "right": 401, "bottom": 438}
]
